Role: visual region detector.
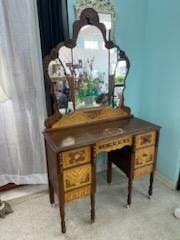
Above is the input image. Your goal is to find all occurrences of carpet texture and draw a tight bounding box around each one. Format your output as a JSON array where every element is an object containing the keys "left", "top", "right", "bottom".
[{"left": 0, "top": 170, "right": 179, "bottom": 240}]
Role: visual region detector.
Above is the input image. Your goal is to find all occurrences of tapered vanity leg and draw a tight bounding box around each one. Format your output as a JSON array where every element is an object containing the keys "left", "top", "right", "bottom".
[
  {"left": 59, "top": 202, "right": 66, "bottom": 233},
  {"left": 44, "top": 139, "right": 55, "bottom": 205},
  {"left": 148, "top": 131, "right": 159, "bottom": 199},
  {"left": 148, "top": 172, "right": 154, "bottom": 199},
  {"left": 49, "top": 180, "right": 55, "bottom": 205},
  {"left": 91, "top": 145, "right": 96, "bottom": 222},
  {"left": 58, "top": 153, "right": 66, "bottom": 233},
  {"left": 107, "top": 159, "right": 112, "bottom": 184},
  {"left": 91, "top": 193, "right": 95, "bottom": 222},
  {"left": 127, "top": 177, "right": 133, "bottom": 207}
]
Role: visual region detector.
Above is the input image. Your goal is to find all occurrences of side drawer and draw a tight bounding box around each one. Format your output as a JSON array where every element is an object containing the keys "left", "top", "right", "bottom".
[
  {"left": 134, "top": 164, "right": 153, "bottom": 178},
  {"left": 65, "top": 185, "right": 91, "bottom": 202},
  {"left": 63, "top": 164, "right": 91, "bottom": 192},
  {"left": 134, "top": 146, "right": 155, "bottom": 169},
  {"left": 135, "top": 131, "right": 156, "bottom": 149},
  {"left": 62, "top": 146, "right": 91, "bottom": 169}
]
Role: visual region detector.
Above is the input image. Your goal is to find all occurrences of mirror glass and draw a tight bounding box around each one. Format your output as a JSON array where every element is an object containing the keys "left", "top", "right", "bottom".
[
  {"left": 45, "top": 7, "right": 130, "bottom": 115},
  {"left": 48, "top": 43, "right": 128, "bottom": 114},
  {"left": 58, "top": 46, "right": 72, "bottom": 76},
  {"left": 48, "top": 52, "right": 74, "bottom": 114},
  {"left": 115, "top": 60, "right": 127, "bottom": 85},
  {"left": 113, "top": 59, "right": 128, "bottom": 107},
  {"left": 72, "top": 25, "right": 109, "bottom": 109},
  {"left": 98, "top": 13, "right": 112, "bottom": 40},
  {"left": 48, "top": 25, "right": 129, "bottom": 114},
  {"left": 110, "top": 47, "right": 118, "bottom": 76}
]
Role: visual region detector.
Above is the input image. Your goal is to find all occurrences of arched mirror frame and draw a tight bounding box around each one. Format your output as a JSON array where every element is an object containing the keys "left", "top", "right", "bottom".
[
  {"left": 43, "top": 8, "right": 131, "bottom": 128},
  {"left": 75, "top": 0, "right": 116, "bottom": 41}
]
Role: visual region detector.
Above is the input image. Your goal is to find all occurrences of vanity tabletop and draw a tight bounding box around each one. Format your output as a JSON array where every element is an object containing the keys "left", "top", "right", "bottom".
[{"left": 43, "top": 117, "right": 160, "bottom": 153}]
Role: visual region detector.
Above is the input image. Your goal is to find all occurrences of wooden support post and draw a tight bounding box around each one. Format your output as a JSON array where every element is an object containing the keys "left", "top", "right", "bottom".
[
  {"left": 58, "top": 153, "right": 66, "bottom": 233},
  {"left": 90, "top": 145, "right": 96, "bottom": 222},
  {"left": 107, "top": 159, "right": 112, "bottom": 184}
]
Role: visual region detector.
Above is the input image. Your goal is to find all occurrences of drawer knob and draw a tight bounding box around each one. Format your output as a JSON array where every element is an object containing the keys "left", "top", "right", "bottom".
[
  {"left": 141, "top": 135, "right": 152, "bottom": 145},
  {"left": 74, "top": 153, "right": 80, "bottom": 160},
  {"left": 142, "top": 153, "right": 148, "bottom": 157}
]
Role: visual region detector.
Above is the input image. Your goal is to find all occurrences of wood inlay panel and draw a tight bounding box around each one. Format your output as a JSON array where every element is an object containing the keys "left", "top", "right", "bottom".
[
  {"left": 62, "top": 147, "right": 90, "bottom": 169},
  {"left": 51, "top": 106, "right": 130, "bottom": 129},
  {"left": 134, "top": 146, "right": 155, "bottom": 169},
  {"left": 96, "top": 135, "right": 132, "bottom": 154},
  {"left": 135, "top": 131, "right": 156, "bottom": 149},
  {"left": 134, "top": 164, "right": 153, "bottom": 178},
  {"left": 63, "top": 164, "right": 92, "bottom": 192},
  {"left": 65, "top": 185, "right": 91, "bottom": 202}
]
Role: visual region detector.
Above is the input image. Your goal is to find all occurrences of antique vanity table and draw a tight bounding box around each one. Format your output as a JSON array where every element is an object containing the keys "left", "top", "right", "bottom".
[{"left": 43, "top": 7, "right": 160, "bottom": 234}]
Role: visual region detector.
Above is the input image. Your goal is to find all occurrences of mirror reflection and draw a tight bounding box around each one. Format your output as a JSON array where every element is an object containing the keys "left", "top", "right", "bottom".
[
  {"left": 115, "top": 60, "right": 127, "bottom": 85},
  {"left": 58, "top": 46, "right": 72, "bottom": 76},
  {"left": 72, "top": 25, "right": 109, "bottom": 109},
  {"left": 98, "top": 13, "right": 112, "bottom": 40},
  {"left": 47, "top": 23, "right": 129, "bottom": 114},
  {"left": 113, "top": 59, "right": 128, "bottom": 107},
  {"left": 48, "top": 58, "right": 74, "bottom": 114}
]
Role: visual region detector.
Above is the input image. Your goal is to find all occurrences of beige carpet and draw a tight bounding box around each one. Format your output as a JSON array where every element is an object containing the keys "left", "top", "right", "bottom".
[{"left": 0, "top": 170, "right": 180, "bottom": 240}]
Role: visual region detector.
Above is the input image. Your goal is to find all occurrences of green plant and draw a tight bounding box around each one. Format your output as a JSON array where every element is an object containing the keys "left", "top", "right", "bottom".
[
  {"left": 115, "top": 76, "right": 124, "bottom": 84},
  {"left": 78, "top": 77, "right": 99, "bottom": 102},
  {"left": 77, "top": 57, "right": 101, "bottom": 102}
]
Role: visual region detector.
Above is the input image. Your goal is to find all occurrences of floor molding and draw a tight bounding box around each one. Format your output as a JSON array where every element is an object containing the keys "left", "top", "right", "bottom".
[
  {"left": 0, "top": 174, "right": 48, "bottom": 186},
  {"left": 97, "top": 167, "right": 177, "bottom": 190},
  {"left": 155, "top": 171, "right": 176, "bottom": 189},
  {"left": 1, "top": 185, "right": 48, "bottom": 201}
]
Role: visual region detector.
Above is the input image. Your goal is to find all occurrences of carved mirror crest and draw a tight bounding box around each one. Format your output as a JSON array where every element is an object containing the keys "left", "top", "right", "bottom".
[
  {"left": 43, "top": 8, "right": 130, "bottom": 117},
  {"left": 75, "top": 0, "right": 116, "bottom": 41}
]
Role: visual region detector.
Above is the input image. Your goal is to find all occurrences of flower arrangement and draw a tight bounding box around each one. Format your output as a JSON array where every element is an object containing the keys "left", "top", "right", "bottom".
[{"left": 78, "top": 57, "right": 100, "bottom": 104}]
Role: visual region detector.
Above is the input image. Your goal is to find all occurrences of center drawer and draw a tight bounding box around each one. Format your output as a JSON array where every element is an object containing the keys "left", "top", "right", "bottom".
[
  {"left": 96, "top": 135, "right": 132, "bottom": 154},
  {"left": 63, "top": 164, "right": 92, "bottom": 192}
]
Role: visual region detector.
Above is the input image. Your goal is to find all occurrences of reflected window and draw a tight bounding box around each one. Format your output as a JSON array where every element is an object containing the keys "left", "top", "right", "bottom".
[
  {"left": 84, "top": 40, "right": 98, "bottom": 49},
  {"left": 115, "top": 60, "right": 127, "bottom": 79}
]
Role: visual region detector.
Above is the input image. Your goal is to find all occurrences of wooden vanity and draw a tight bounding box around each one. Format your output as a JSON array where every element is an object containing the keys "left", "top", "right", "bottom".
[
  {"left": 43, "top": 8, "right": 160, "bottom": 233},
  {"left": 43, "top": 108, "right": 160, "bottom": 233}
]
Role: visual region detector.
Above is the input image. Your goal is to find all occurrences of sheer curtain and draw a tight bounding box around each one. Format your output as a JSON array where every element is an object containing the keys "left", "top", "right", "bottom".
[{"left": 0, "top": 0, "right": 47, "bottom": 186}]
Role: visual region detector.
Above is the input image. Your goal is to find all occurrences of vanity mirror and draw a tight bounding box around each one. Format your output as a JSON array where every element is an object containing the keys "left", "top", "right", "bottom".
[{"left": 44, "top": 8, "right": 130, "bottom": 116}]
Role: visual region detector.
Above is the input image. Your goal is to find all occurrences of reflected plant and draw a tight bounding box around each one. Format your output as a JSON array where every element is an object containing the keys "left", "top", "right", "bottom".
[
  {"left": 78, "top": 57, "right": 100, "bottom": 102},
  {"left": 115, "top": 75, "right": 124, "bottom": 84},
  {"left": 87, "top": 57, "right": 95, "bottom": 72}
]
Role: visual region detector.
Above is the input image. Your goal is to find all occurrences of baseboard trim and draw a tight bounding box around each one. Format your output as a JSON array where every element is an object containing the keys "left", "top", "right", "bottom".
[
  {"left": 96, "top": 165, "right": 106, "bottom": 173},
  {"left": 96, "top": 163, "right": 116, "bottom": 173},
  {"left": 0, "top": 174, "right": 48, "bottom": 187},
  {"left": 155, "top": 171, "right": 176, "bottom": 189},
  {"left": 94, "top": 163, "right": 177, "bottom": 189}
]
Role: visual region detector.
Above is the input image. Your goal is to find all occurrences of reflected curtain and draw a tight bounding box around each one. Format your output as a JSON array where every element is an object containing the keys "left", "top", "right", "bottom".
[
  {"left": 37, "top": 0, "right": 69, "bottom": 116},
  {"left": 0, "top": 0, "right": 47, "bottom": 186}
]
